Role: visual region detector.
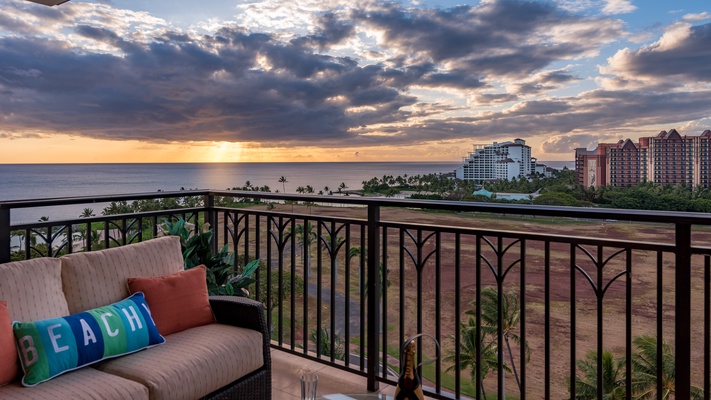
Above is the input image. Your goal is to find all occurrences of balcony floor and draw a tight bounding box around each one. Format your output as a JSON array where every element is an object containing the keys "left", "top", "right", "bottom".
[{"left": 271, "top": 349, "right": 397, "bottom": 399}]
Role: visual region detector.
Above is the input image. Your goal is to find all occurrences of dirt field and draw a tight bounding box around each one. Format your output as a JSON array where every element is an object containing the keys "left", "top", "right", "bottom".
[{"left": 236, "top": 203, "right": 711, "bottom": 398}]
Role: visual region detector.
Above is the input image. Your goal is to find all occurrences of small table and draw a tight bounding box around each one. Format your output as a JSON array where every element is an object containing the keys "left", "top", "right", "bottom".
[{"left": 316, "top": 395, "right": 393, "bottom": 400}]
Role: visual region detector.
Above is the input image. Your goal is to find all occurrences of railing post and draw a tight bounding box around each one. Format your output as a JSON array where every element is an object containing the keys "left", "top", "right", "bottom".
[
  {"left": 0, "top": 207, "right": 9, "bottom": 263},
  {"left": 367, "top": 204, "right": 381, "bottom": 392},
  {"left": 675, "top": 223, "right": 691, "bottom": 399},
  {"left": 204, "top": 193, "right": 216, "bottom": 251}
]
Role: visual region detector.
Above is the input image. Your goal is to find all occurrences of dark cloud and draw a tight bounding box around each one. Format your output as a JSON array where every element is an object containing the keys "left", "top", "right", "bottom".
[
  {"left": 353, "top": 1, "right": 624, "bottom": 78},
  {"left": 512, "top": 70, "right": 580, "bottom": 95},
  {"left": 345, "top": 89, "right": 711, "bottom": 146},
  {"left": 0, "top": 0, "right": 708, "bottom": 152},
  {"left": 292, "top": 12, "right": 355, "bottom": 50},
  {"left": 0, "top": 26, "right": 417, "bottom": 144},
  {"left": 475, "top": 93, "right": 519, "bottom": 104}
]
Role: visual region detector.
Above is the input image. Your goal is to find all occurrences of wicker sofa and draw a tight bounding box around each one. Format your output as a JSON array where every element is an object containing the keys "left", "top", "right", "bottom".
[{"left": 0, "top": 236, "right": 271, "bottom": 400}]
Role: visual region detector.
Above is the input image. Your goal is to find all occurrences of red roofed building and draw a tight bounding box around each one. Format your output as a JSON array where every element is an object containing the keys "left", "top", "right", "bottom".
[{"left": 576, "top": 129, "right": 711, "bottom": 188}]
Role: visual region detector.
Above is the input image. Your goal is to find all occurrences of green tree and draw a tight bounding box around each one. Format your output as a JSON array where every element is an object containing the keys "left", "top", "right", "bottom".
[
  {"left": 630, "top": 335, "right": 704, "bottom": 399},
  {"left": 349, "top": 247, "right": 390, "bottom": 298},
  {"left": 322, "top": 233, "right": 345, "bottom": 284},
  {"left": 569, "top": 350, "right": 626, "bottom": 400},
  {"left": 102, "top": 200, "right": 133, "bottom": 215},
  {"left": 249, "top": 257, "right": 304, "bottom": 315},
  {"left": 533, "top": 192, "right": 580, "bottom": 207},
  {"left": 76, "top": 208, "right": 96, "bottom": 250},
  {"left": 292, "top": 222, "right": 317, "bottom": 277},
  {"left": 469, "top": 287, "right": 530, "bottom": 395},
  {"left": 445, "top": 316, "right": 501, "bottom": 399}
]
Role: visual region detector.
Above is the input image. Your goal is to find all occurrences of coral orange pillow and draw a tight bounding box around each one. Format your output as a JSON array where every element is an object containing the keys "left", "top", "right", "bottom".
[
  {"left": 0, "top": 301, "right": 19, "bottom": 386},
  {"left": 127, "top": 266, "right": 215, "bottom": 336}
]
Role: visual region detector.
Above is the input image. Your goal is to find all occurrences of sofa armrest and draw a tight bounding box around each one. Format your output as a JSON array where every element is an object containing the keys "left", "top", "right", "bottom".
[
  {"left": 209, "top": 296, "right": 271, "bottom": 376},
  {"left": 209, "top": 296, "right": 267, "bottom": 333}
]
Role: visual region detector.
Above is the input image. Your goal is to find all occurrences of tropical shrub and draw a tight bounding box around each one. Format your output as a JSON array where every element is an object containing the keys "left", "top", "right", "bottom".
[{"left": 163, "top": 218, "right": 259, "bottom": 296}]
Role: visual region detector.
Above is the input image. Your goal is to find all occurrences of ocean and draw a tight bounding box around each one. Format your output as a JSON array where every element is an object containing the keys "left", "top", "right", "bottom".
[{"left": 0, "top": 161, "right": 573, "bottom": 223}]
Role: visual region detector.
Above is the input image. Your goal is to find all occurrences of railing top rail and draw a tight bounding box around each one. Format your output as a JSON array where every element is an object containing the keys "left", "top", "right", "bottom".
[
  {"left": 8, "top": 207, "right": 205, "bottom": 230},
  {"left": 0, "top": 190, "right": 208, "bottom": 209},
  {"left": 2, "top": 189, "right": 711, "bottom": 225},
  {"left": 210, "top": 190, "right": 711, "bottom": 225}
]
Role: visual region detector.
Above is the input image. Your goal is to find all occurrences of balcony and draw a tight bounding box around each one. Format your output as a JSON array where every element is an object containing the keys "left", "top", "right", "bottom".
[{"left": 2, "top": 190, "right": 711, "bottom": 399}]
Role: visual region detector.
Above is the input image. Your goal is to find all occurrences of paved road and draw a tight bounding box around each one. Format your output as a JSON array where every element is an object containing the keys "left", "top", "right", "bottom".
[{"left": 306, "top": 282, "right": 361, "bottom": 337}]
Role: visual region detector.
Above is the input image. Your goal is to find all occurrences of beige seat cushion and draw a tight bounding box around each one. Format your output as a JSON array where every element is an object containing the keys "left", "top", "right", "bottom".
[
  {"left": 95, "top": 323, "right": 264, "bottom": 400},
  {"left": 60, "top": 236, "right": 184, "bottom": 314},
  {"left": 0, "top": 366, "right": 149, "bottom": 400},
  {"left": 0, "top": 257, "right": 69, "bottom": 321}
]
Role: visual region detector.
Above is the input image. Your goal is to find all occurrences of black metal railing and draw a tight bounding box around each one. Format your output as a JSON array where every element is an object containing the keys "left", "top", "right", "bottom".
[{"left": 2, "top": 190, "right": 710, "bottom": 399}]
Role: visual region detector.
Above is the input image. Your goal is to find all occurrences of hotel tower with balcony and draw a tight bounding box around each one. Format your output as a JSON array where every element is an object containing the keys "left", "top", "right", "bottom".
[
  {"left": 576, "top": 129, "right": 711, "bottom": 188},
  {"left": 456, "top": 138, "right": 548, "bottom": 182}
]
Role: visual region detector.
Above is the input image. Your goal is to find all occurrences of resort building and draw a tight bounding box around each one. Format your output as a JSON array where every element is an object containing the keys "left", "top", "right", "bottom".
[
  {"left": 532, "top": 160, "right": 556, "bottom": 178},
  {"left": 576, "top": 129, "right": 711, "bottom": 188},
  {"left": 456, "top": 138, "right": 535, "bottom": 182}
]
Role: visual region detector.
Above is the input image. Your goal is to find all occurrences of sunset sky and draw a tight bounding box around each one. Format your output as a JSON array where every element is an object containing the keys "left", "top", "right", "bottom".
[{"left": 1, "top": 0, "right": 710, "bottom": 163}]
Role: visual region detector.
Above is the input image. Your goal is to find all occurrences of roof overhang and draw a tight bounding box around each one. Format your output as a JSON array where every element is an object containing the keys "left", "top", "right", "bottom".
[{"left": 25, "top": 0, "right": 70, "bottom": 6}]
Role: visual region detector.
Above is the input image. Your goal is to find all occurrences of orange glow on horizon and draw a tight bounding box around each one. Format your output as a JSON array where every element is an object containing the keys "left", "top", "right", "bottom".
[{"left": 0, "top": 133, "right": 572, "bottom": 163}]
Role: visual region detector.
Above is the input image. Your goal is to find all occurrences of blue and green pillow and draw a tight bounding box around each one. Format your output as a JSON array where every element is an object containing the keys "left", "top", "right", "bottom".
[{"left": 12, "top": 292, "right": 164, "bottom": 386}]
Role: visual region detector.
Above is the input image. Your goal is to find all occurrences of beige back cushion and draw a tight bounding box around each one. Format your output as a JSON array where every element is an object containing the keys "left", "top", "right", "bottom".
[
  {"left": 60, "top": 236, "right": 184, "bottom": 314},
  {"left": 0, "top": 257, "right": 70, "bottom": 321}
]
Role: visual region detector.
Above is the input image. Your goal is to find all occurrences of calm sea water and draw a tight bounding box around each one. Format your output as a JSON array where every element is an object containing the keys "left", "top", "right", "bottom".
[{"left": 0, "top": 161, "right": 573, "bottom": 223}]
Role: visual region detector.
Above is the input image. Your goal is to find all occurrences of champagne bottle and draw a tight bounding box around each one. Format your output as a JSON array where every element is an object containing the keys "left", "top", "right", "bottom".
[{"left": 395, "top": 340, "right": 425, "bottom": 400}]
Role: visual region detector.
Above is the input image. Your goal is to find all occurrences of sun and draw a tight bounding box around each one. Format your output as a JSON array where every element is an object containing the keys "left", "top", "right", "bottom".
[{"left": 210, "top": 142, "right": 244, "bottom": 163}]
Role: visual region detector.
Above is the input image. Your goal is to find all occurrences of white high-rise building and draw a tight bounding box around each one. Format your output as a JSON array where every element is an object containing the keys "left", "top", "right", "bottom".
[{"left": 456, "top": 139, "right": 533, "bottom": 181}]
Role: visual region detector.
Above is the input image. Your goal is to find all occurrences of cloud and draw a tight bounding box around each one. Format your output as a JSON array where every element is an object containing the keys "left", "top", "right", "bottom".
[
  {"left": 509, "top": 69, "right": 580, "bottom": 96},
  {"left": 353, "top": 1, "right": 625, "bottom": 80},
  {"left": 600, "top": 22, "right": 711, "bottom": 89},
  {"left": 541, "top": 134, "right": 601, "bottom": 153},
  {"left": 473, "top": 93, "right": 518, "bottom": 105},
  {"left": 0, "top": 0, "right": 708, "bottom": 154},
  {"left": 601, "top": 0, "right": 636, "bottom": 15},
  {"left": 235, "top": 0, "right": 357, "bottom": 33},
  {"left": 682, "top": 12, "right": 711, "bottom": 22}
]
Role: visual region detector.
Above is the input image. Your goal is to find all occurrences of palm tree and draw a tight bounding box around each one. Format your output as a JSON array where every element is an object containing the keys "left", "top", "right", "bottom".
[
  {"left": 338, "top": 182, "right": 348, "bottom": 194},
  {"left": 278, "top": 176, "right": 288, "bottom": 193},
  {"left": 323, "top": 186, "right": 330, "bottom": 195},
  {"left": 630, "top": 335, "right": 704, "bottom": 399},
  {"left": 76, "top": 208, "right": 96, "bottom": 250},
  {"left": 292, "top": 222, "right": 317, "bottom": 277},
  {"left": 570, "top": 350, "right": 626, "bottom": 400},
  {"left": 322, "top": 234, "right": 344, "bottom": 284},
  {"left": 11, "top": 229, "right": 25, "bottom": 253},
  {"left": 445, "top": 316, "right": 502, "bottom": 399},
  {"left": 468, "top": 287, "right": 530, "bottom": 393},
  {"left": 349, "top": 247, "right": 390, "bottom": 298},
  {"left": 304, "top": 201, "right": 316, "bottom": 214}
]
